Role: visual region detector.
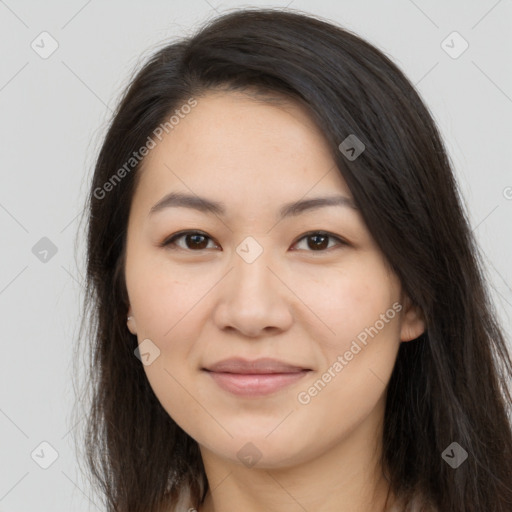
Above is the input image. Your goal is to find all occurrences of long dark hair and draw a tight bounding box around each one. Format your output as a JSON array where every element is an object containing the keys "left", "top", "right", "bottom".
[{"left": 73, "top": 7, "right": 512, "bottom": 512}]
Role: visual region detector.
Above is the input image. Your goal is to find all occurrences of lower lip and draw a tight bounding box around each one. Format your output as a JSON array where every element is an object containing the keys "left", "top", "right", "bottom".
[{"left": 205, "top": 370, "right": 310, "bottom": 397}]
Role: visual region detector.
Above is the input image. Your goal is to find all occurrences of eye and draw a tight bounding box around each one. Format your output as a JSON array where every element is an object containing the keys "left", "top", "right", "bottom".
[
  {"left": 160, "top": 230, "right": 219, "bottom": 251},
  {"left": 160, "top": 230, "right": 347, "bottom": 253},
  {"left": 291, "top": 231, "right": 347, "bottom": 252}
]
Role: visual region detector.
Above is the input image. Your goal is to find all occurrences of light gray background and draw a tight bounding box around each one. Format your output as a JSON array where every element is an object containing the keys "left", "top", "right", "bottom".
[{"left": 1, "top": 1, "right": 511, "bottom": 511}]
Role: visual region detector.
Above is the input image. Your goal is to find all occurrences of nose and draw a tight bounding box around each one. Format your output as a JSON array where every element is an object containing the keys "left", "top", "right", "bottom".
[{"left": 213, "top": 248, "right": 293, "bottom": 338}]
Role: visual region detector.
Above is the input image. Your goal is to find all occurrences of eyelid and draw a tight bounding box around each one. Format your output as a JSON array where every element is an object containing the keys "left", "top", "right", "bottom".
[{"left": 160, "top": 230, "right": 349, "bottom": 252}]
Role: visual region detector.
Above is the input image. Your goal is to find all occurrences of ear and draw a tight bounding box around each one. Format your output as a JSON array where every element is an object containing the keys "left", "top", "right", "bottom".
[
  {"left": 400, "top": 295, "right": 426, "bottom": 342},
  {"left": 126, "top": 306, "right": 137, "bottom": 335}
]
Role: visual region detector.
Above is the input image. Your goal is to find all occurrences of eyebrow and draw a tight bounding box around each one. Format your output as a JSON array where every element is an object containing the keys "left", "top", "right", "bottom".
[{"left": 148, "top": 191, "right": 357, "bottom": 220}]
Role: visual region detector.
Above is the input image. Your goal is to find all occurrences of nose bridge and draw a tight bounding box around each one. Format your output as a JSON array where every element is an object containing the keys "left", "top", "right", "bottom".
[
  {"left": 213, "top": 235, "right": 292, "bottom": 336},
  {"left": 231, "top": 236, "right": 276, "bottom": 300}
]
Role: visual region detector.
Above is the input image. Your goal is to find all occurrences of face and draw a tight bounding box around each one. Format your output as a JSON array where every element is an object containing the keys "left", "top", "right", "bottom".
[{"left": 124, "top": 90, "right": 425, "bottom": 469}]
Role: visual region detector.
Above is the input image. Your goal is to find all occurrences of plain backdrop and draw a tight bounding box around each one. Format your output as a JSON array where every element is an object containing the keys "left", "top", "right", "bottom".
[{"left": 0, "top": 0, "right": 511, "bottom": 510}]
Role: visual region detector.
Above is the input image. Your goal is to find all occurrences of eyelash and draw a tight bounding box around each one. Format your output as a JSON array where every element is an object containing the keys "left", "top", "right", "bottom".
[{"left": 159, "top": 230, "right": 348, "bottom": 253}]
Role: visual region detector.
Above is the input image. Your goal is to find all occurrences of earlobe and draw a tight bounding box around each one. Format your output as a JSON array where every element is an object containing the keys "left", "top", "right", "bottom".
[
  {"left": 400, "top": 296, "right": 426, "bottom": 342},
  {"left": 126, "top": 307, "right": 137, "bottom": 335}
]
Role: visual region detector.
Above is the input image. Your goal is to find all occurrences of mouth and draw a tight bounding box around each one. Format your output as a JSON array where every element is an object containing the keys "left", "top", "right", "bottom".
[{"left": 202, "top": 357, "right": 312, "bottom": 397}]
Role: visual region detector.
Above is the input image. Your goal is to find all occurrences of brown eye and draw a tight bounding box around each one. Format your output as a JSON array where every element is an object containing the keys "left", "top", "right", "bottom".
[
  {"left": 292, "top": 231, "right": 346, "bottom": 252},
  {"left": 161, "top": 231, "right": 218, "bottom": 251}
]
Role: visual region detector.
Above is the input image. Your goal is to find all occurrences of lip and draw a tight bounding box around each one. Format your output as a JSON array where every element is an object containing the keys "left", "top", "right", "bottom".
[
  {"left": 204, "top": 357, "right": 311, "bottom": 374},
  {"left": 203, "top": 358, "right": 312, "bottom": 397}
]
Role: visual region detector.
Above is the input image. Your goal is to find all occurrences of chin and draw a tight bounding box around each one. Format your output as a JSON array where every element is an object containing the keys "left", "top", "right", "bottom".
[{"left": 199, "top": 432, "right": 314, "bottom": 470}]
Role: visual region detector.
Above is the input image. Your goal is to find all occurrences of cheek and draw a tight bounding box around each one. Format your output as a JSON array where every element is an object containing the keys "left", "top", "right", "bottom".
[
  {"left": 293, "top": 265, "right": 401, "bottom": 441},
  {"left": 141, "top": 353, "right": 207, "bottom": 442},
  {"left": 314, "top": 263, "right": 401, "bottom": 401},
  {"left": 293, "top": 255, "right": 399, "bottom": 350},
  {"left": 126, "top": 262, "right": 207, "bottom": 433},
  {"left": 126, "top": 251, "right": 204, "bottom": 341}
]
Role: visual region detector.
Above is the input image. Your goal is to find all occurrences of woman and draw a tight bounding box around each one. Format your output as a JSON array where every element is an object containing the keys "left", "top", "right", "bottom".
[{"left": 73, "top": 8, "right": 512, "bottom": 512}]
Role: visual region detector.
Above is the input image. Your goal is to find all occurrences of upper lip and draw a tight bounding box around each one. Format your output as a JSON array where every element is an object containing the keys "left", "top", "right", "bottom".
[{"left": 203, "top": 357, "right": 311, "bottom": 374}]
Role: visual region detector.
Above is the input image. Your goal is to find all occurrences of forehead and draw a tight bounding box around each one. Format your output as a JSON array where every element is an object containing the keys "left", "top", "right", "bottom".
[{"left": 133, "top": 90, "right": 352, "bottom": 211}]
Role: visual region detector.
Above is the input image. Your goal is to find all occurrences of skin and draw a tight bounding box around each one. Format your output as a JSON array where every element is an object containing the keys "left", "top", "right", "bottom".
[{"left": 125, "top": 90, "right": 425, "bottom": 512}]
